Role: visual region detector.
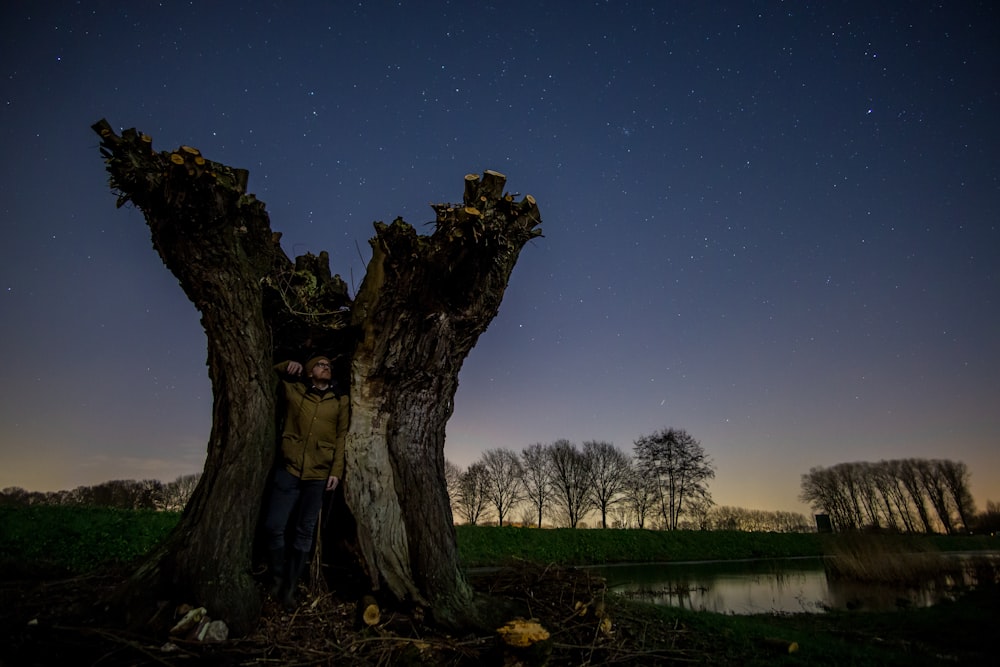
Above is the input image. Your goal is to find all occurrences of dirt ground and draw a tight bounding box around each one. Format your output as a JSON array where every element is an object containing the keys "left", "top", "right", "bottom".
[
  {"left": 0, "top": 562, "right": 715, "bottom": 666},
  {"left": 4, "top": 559, "right": 994, "bottom": 666}
]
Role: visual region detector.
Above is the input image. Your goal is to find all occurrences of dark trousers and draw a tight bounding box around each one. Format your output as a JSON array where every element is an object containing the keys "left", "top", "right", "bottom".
[{"left": 264, "top": 467, "right": 326, "bottom": 553}]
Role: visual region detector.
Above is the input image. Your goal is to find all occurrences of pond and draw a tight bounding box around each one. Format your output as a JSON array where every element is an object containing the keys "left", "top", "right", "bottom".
[{"left": 592, "top": 552, "right": 998, "bottom": 615}]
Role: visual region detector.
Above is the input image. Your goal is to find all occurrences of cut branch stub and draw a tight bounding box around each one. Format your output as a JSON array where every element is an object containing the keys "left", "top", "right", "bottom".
[
  {"left": 481, "top": 169, "right": 506, "bottom": 201},
  {"left": 357, "top": 595, "right": 381, "bottom": 627},
  {"left": 463, "top": 173, "right": 480, "bottom": 207}
]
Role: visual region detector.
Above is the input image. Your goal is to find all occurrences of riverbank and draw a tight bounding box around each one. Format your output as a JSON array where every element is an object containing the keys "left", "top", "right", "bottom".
[
  {"left": 2, "top": 507, "right": 997, "bottom": 665},
  {"left": 644, "top": 581, "right": 998, "bottom": 665}
]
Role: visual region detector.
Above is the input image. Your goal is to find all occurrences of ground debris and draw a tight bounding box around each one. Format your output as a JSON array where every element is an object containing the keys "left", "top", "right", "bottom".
[{"left": 0, "top": 561, "right": 711, "bottom": 666}]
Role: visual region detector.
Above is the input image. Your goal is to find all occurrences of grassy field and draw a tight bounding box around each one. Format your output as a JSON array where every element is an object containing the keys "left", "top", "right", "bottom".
[
  {"left": 456, "top": 524, "right": 828, "bottom": 566},
  {"left": 1, "top": 506, "right": 997, "bottom": 664},
  {"left": 1, "top": 505, "right": 996, "bottom": 574},
  {"left": 458, "top": 524, "right": 997, "bottom": 567},
  {"left": 0, "top": 505, "right": 180, "bottom": 575}
]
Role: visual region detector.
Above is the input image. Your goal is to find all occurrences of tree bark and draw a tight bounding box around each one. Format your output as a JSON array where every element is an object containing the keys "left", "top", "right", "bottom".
[
  {"left": 93, "top": 120, "right": 283, "bottom": 635},
  {"left": 345, "top": 171, "right": 541, "bottom": 628},
  {"left": 92, "top": 119, "right": 541, "bottom": 635}
]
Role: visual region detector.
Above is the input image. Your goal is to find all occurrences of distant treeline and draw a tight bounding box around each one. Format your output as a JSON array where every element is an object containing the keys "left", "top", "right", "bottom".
[
  {"left": 0, "top": 473, "right": 201, "bottom": 512},
  {"left": 446, "top": 433, "right": 812, "bottom": 532},
  {"left": 800, "top": 458, "right": 1000, "bottom": 534}
]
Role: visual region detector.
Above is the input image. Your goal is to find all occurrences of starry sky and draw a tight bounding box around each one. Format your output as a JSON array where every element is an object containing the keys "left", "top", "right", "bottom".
[{"left": 2, "top": 1, "right": 998, "bottom": 516}]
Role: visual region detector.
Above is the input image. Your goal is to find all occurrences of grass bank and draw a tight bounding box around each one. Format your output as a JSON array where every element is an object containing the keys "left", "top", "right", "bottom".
[
  {"left": 0, "top": 505, "right": 179, "bottom": 575},
  {"left": 3, "top": 506, "right": 995, "bottom": 575},
  {"left": 640, "top": 582, "right": 1000, "bottom": 666},
  {"left": 456, "top": 525, "right": 997, "bottom": 568},
  {"left": 456, "top": 524, "right": 828, "bottom": 567}
]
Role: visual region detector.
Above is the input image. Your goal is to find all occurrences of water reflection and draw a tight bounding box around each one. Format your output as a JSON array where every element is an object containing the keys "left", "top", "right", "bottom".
[{"left": 594, "top": 552, "right": 997, "bottom": 615}]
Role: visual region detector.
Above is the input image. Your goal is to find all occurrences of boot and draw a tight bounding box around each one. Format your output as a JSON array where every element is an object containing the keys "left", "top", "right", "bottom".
[
  {"left": 267, "top": 547, "right": 286, "bottom": 598},
  {"left": 280, "top": 548, "right": 309, "bottom": 610}
]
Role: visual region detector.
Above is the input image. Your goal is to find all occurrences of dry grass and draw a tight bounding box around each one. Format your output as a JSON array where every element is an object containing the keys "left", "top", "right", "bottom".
[{"left": 822, "top": 533, "right": 958, "bottom": 584}]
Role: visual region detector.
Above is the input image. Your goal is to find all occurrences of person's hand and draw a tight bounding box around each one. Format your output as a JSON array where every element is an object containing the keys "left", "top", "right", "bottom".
[
  {"left": 326, "top": 476, "right": 339, "bottom": 492},
  {"left": 286, "top": 361, "right": 303, "bottom": 375}
]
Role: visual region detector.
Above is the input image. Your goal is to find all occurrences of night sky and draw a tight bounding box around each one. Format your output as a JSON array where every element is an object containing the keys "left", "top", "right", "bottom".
[{"left": 2, "top": 1, "right": 998, "bottom": 515}]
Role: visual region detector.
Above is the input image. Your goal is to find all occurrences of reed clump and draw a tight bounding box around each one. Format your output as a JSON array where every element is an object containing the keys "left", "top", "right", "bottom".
[
  {"left": 963, "top": 552, "right": 1000, "bottom": 586},
  {"left": 822, "top": 532, "right": 958, "bottom": 584}
]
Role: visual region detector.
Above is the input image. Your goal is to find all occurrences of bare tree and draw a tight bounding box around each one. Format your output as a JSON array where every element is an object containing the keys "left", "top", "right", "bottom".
[
  {"left": 679, "top": 491, "right": 714, "bottom": 530},
  {"left": 854, "top": 462, "right": 886, "bottom": 529},
  {"left": 710, "top": 505, "right": 741, "bottom": 531},
  {"left": 937, "top": 459, "right": 976, "bottom": 532},
  {"left": 444, "top": 459, "right": 463, "bottom": 512},
  {"left": 916, "top": 459, "right": 955, "bottom": 534},
  {"left": 896, "top": 459, "right": 935, "bottom": 533},
  {"left": 480, "top": 448, "right": 524, "bottom": 527},
  {"left": 454, "top": 462, "right": 490, "bottom": 526},
  {"left": 608, "top": 503, "right": 632, "bottom": 529},
  {"left": 162, "top": 474, "right": 201, "bottom": 512},
  {"left": 82, "top": 479, "right": 164, "bottom": 510},
  {"left": 0, "top": 487, "right": 31, "bottom": 506},
  {"left": 520, "top": 443, "right": 552, "bottom": 528},
  {"left": 583, "top": 440, "right": 630, "bottom": 529},
  {"left": 633, "top": 428, "right": 715, "bottom": 530},
  {"left": 874, "top": 460, "right": 911, "bottom": 531},
  {"left": 801, "top": 466, "right": 846, "bottom": 530},
  {"left": 870, "top": 461, "right": 914, "bottom": 532},
  {"left": 872, "top": 462, "right": 903, "bottom": 530},
  {"left": 838, "top": 463, "right": 869, "bottom": 529},
  {"left": 802, "top": 463, "right": 881, "bottom": 531},
  {"left": 772, "top": 510, "right": 812, "bottom": 532},
  {"left": 620, "top": 461, "right": 657, "bottom": 529},
  {"left": 974, "top": 500, "right": 1000, "bottom": 534},
  {"left": 706, "top": 506, "right": 811, "bottom": 532},
  {"left": 547, "top": 440, "right": 592, "bottom": 528},
  {"left": 801, "top": 458, "right": 977, "bottom": 535}
]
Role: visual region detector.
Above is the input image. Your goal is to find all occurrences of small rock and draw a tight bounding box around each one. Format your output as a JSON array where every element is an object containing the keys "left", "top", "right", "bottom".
[{"left": 202, "top": 620, "right": 229, "bottom": 642}]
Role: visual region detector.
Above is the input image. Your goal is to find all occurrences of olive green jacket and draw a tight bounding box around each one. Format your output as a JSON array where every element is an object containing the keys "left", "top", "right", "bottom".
[{"left": 275, "top": 361, "right": 349, "bottom": 481}]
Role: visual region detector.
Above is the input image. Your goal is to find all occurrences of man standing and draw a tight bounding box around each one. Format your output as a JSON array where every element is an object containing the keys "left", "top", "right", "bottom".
[{"left": 264, "top": 355, "right": 348, "bottom": 608}]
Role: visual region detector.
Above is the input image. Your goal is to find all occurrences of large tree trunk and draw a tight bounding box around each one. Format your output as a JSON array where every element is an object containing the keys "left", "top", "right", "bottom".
[
  {"left": 93, "top": 121, "right": 283, "bottom": 635},
  {"left": 347, "top": 174, "right": 541, "bottom": 627},
  {"left": 92, "top": 122, "right": 541, "bottom": 635}
]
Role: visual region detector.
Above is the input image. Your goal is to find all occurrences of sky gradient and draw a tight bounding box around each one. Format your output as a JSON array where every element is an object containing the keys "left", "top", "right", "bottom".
[{"left": 2, "top": 1, "right": 998, "bottom": 516}]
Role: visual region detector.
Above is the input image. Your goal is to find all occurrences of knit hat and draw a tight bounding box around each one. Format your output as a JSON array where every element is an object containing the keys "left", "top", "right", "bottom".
[{"left": 305, "top": 355, "right": 331, "bottom": 374}]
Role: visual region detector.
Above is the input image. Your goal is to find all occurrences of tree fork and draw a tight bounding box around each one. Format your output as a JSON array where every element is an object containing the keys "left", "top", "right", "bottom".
[{"left": 93, "top": 118, "right": 542, "bottom": 634}]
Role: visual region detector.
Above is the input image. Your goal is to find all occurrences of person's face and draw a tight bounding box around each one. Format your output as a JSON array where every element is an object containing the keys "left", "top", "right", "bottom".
[{"left": 309, "top": 359, "right": 332, "bottom": 382}]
